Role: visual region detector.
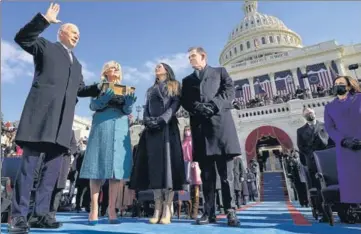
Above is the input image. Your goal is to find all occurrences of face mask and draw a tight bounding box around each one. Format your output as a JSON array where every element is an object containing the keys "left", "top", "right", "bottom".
[
  {"left": 305, "top": 114, "right": 315, "bottom": 122},
  {"left": 333, "top": 85, "right": 347, "bottom": 95},
  {"left": 185, "top": 131, "right": 191, "bottom": 137}
]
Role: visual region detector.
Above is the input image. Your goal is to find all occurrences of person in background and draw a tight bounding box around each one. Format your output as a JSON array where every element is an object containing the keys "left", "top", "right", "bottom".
[
  {"left": 297, "top": 107, "right": 330, "bottom": 221},
  {"left": 182, "top": 125, "right": 202, "bottom": 219},
  {"left": 324, "top": 76, "right": 361, "bottom": 205},
  {"left": 80, "top": 61, "right": 137, "bottom": 225}
]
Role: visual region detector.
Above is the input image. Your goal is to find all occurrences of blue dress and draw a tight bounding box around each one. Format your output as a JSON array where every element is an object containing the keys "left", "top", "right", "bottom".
[{"left": 80, "top": 93, "right": 133, "bottom": 180}]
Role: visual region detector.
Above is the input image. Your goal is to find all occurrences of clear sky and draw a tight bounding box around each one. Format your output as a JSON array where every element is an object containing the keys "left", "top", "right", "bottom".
[{"left": 2, "top": 1, "right": 361, "bottom": 122}]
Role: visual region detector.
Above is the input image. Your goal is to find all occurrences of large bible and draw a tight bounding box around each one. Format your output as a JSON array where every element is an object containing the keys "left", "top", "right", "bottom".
[{"left": 101, "top": 82, "right": 135, "bottom": 96}]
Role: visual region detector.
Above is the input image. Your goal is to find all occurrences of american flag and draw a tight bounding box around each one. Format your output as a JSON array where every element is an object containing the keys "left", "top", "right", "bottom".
[
  {"left": 254, "top": 79, "right": 273, "bottom": 98},
  {"left": 242, "top": 83, "right": 252, "bottom": 102},
  {"left": 307, "top": 68, "right": 333, "bottom": 92},
  {"left": 275, "top": 75, "right": 295, "bottom": 96}
]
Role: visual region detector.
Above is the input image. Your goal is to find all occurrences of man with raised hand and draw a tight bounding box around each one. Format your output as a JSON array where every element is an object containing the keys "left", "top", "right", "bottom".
[{"left": 9, "top": 3, "right": 100, "bottom": 233}]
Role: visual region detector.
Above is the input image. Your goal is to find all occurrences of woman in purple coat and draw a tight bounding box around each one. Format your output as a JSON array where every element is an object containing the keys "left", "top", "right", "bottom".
[{"left": 324, "top": 75, "right": 361, "bottom": 204}]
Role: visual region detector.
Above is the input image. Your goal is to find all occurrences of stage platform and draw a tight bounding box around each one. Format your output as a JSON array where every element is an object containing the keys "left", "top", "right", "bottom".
[{"left": 2, "top": 201, "right": 360, "bottom": 234}]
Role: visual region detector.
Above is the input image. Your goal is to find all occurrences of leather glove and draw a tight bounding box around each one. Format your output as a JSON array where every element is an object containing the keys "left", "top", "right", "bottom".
[
  {"left": 341, "top": 138, "right": 361, "bottom": 150},
  {"left": 147, "top": 120, "right": 160, "bottom": 130},
  {"left": 144, "top": 117, "right": 156, "bottom": 127},
  {"left": 147, "top": 118, "right": 166, "bottom": 130},
  {"left": 124, "top": 93, "right": 137, "bottom": 106},
  {"left": 156, "top": 117, "right": 166, "bottom": 128},
  {"left": 194, "top": 102, "right": 215, "bottom": 118},
  {"left": 98, "top": 88, "right": 114, "bottom": 103}
]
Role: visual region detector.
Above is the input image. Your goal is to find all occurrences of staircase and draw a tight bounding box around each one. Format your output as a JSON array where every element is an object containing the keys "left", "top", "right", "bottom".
[{"left": 261, "top": 172, "right": 288, "bottom": 202}]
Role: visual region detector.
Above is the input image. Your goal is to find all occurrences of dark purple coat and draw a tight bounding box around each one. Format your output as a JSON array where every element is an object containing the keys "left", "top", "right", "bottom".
[{"left": 324, "top": 93, "right": 361, "bottom": 203}]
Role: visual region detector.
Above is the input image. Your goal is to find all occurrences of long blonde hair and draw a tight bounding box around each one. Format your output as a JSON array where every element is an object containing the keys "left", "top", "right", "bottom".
[
  {"left": 100, "top": 61, "right": 122, "bottom": 83},
  {"left": 166, "top": 80, "right": 180, "bottom": 97}
]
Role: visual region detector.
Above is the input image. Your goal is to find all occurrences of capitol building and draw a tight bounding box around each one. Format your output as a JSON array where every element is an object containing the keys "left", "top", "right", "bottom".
[
  {"left": 74, "top": 0, "right": 361, "bottom": 169},
  {"left": 221, "top": 0, "right": 361, "bottom": 166}
]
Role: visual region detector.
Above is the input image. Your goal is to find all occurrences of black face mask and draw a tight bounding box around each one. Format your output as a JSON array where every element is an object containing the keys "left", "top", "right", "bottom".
[
  {"left": 305, "top": 114, "right": 315, "bottom": 122},
  {"left": 333, "top": 85, "right": 347, "bottom": 95}
]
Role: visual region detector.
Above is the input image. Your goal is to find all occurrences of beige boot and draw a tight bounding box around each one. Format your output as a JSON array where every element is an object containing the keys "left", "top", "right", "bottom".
[
  {"left": 149, "top": 190, "right": 163, "bottom": 224},
  {"left": 159, "top": 190, "right": 174, "bottom": 224}
]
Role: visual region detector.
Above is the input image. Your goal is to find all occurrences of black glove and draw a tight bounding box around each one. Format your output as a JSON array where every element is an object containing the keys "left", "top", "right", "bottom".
[
  {"left": 108, "top": 95, "right": 125, "bottom": 106},
  {"left": 144, "top": 117, "right": 166, "bottom": 131},
  {"left": 194, "top": 102, "right": 215, "bottom": 118},
  {"left": 144, "top": 117, "right": 156, "bottom": 128},
  {"left": 156, "top": 117, "right": 166, "bottom": 128},
  {"left": 341, "top": 138, "right": 361, "bottom": 150}
]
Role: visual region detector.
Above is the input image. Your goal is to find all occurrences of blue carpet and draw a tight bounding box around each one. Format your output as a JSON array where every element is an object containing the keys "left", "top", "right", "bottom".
[
  {"left": 262, "top": 172, "right": 285, "bottom": 201},
  {"left": 2, "top": 202, "right": 360, "bottom": 234}
]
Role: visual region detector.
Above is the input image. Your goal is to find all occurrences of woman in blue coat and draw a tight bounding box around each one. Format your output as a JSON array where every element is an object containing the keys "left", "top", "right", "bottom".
[
  {"left": 324, "top": 75, "right": 361, "bottom": 204},
  {"left": 80, "top": 61, "right": 137, "bottom": 224}
]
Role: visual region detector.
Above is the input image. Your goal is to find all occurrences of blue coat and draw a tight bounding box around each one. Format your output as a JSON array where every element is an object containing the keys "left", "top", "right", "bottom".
[
  {"left": 80, "top": 95, "right": 133, "bottom": 180},
  {"left": 324, "top": 93, "right": 361, "bottom": 203}
]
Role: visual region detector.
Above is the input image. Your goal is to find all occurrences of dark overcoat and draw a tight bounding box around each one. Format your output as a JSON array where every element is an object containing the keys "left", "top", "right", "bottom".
[
  {"left": 130, "top": 81, "right": 186, "bottom": 191},
  {"left": 56, "top": 131, "right": 77, "bottom": 189},
  {"left": 14, "top": 13, "right": 100, "bottom": 153},
  {"left": 233, "top": 157, "right": 247, "bottom": 192},
  {"left": 181, "top": 65, "right": 241, "bottom": 161},
  {"left": 296, "top": 120, "right": 329, "bottom": 171}
]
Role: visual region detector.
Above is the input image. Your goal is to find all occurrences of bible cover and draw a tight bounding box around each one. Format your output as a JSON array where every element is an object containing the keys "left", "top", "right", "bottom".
[{"left": 101, "top": 82, "right": 135, "bottom": 95}]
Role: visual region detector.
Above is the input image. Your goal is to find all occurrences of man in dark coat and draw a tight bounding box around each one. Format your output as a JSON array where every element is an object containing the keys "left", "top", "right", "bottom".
[
  {"left": 297, "top": 107, "right": 330, "bottom": 222},
  {"left": 297, "top": 107, "right": 329, "bottom": 187},
  {"left": 8, "top": 4, "right": 100, "bottom": 233},
  {"left": 48, "top": 130, "right": 78, "bottom": 224},
  {"left": 181, "top": 47, "right": 241, "bottom": 226},
  {"left": 28, "top": 131, "right": 77, "bottom": 228},
  {"left": 233, "top": 156, "right": 247, "bottom": 208}
]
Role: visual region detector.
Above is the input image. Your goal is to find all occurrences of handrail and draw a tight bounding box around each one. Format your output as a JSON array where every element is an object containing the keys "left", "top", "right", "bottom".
[{"left": 281, "top": 158, "right": 292, "bottom": 202}]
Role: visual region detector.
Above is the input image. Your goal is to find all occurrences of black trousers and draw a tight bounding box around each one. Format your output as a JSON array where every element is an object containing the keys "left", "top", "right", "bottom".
[
  {"left": 75, "top": 183, "right": 90, "bottom": 210},
  {"left": 12, "top": 146, "right": 62, "bottom": 218},
  {"left": 199, "top": 156, "right": 235, "bottom": 217},
  {"left": 49, "top": 188, "right": 63, "bottom": 219}
]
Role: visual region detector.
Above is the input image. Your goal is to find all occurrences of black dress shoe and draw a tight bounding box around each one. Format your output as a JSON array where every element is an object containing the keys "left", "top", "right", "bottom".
[
  {"left": 227, "top": 211, "right": 240, "bottom": 227},
  {"left": 8, "top": 216, "right": 29, "bottom": 234},
  {"left": 29, "top": 216, "right": 62, "bottom": 229},
  {"left": 196, "top": 214, "right": 217, "bottom": 225}
]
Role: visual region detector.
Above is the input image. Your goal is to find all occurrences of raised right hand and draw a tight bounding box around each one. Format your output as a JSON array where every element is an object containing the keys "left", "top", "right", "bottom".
[{"left": 43, "top": 3, "right": 61, "bottom": 24}]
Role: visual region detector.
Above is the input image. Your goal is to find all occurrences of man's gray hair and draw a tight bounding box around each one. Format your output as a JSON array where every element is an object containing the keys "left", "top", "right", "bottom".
[
  {"left": 187, "top": 46, "right": 207, "bottom": 55},
  {"left": 57, "top": 23, "right": 76, "bottom": 41}
]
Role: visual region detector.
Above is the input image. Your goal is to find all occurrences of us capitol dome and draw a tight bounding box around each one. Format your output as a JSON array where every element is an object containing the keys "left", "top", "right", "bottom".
[{"left": 220, "top": 0, "right": 302, "bottom": 66}]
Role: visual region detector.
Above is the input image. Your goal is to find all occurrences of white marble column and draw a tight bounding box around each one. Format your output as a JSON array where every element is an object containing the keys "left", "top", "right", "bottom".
[
  {"left": 268, "top": 72, "right": 278, "bottom": 96},
  {"left": 248, "top": 77, "right": 255, "bottom": 98},
  {"left": 335, "top": 59, "right": 346, "bottom": 76},
  {"left": 290, "top": 68, "right": 300, "bottom": 88}
]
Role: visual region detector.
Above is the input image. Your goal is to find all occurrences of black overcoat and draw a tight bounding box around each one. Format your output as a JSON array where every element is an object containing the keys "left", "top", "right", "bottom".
[
  {"left": 296, "top": 120, "right": 329, "bottom": 171},
  {"left": 181, "top": 65, "right": 241, "bottom": 161},
  {"left": 130, "top": 81, "right": 186, "bottom": 191},
  {"left": 14, "top": 13, "right": 100, "bottom": 152}
]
